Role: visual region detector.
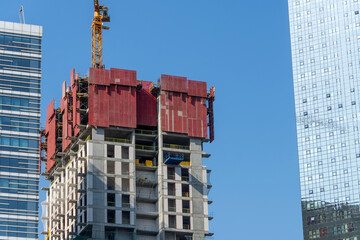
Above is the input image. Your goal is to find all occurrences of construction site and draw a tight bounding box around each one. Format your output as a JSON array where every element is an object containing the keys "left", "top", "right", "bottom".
[{"left": 40, "top": 1, "right": 215, "bottom": 240}]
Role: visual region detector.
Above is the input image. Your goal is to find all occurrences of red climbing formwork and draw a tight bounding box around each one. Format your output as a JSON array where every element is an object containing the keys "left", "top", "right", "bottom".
[
  {"left": 136, "top": 81, "right": 157, "bottom": 127},
  {"left": 109, "top": 85, "right": 137, "bottom": 128},
  {"left": 88, "top": 85, "right": 110, "bottom": 127},
  {"left": 161, "top": 91, "right": 188, "bottom": 134},
  {"left": 46, "top": 115, "right": 56, "bottom": 172}
]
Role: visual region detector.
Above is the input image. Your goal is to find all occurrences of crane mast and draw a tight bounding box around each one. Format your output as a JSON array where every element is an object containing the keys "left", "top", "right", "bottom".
[{"left": 91, "top": 0, "right": 110, "bottom": 69}]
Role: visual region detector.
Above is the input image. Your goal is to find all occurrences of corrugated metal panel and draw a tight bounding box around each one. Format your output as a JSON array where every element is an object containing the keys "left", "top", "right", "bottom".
[
  {"left": 88, "top": 85, "right": 110, "bottom": 127},
  {"left": 109, "top": 85, "right": 137, "bottom": 128},
  {"left": 137, "top": 81, "right": 157, "bottom": 126},
  {"left": 72, "top": 85, "right": 81, "bottom": 136},
  {"left": 89, "top": 68, "right": 110, "bottom": 86},
  {"left": 47, "top": 116, "right": 56, "bottom": 172},
  {"left": 161, "top": 91, "right": 188, "bottom": 134},
  {"left": 188, "top": 96, "right": 208, "bottom": 138},
  {"left": 110, "top": 68, "right": 137, "bottom": 86},
  {"left": 188, "top": 80, "right": 207, "bottom": 98},
  {"left": 161, "top": 74, "right": 188, "bottom": 93}
]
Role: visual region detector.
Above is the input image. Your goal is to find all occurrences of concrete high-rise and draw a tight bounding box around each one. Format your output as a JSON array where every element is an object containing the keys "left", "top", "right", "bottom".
[
  {"left": 289, "top": 1, "right": 360, "bottom": 239},
  {"left": 0, "top": 21, "right": 42, "bottom": 239},
  {"left": 40, "top": 68, "right": 215, "bottom": 240}
]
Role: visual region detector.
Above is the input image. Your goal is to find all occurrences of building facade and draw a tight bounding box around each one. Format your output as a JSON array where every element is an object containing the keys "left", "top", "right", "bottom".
[
  {"left": 0, "top": 21, "right": 42, "bottom": 239},
  {"left": 288, "top": 1, "right": 360, "bottom": 239},
  {"left": 41, "top": 68, "right": 215, "bottom": 240}
]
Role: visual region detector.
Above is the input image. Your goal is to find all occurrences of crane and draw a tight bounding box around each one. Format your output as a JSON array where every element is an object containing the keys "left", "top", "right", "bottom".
[{"left": 91, "top": 0, "right": 110, "bottom": 69}]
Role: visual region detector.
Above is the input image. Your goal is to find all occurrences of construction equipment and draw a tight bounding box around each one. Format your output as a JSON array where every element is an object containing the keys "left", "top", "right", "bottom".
[{"left": 91, "top": 0, "right": 110, "bottom": 69}]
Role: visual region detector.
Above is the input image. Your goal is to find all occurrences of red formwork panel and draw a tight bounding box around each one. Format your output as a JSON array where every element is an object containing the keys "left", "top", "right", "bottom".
[
  {"left": 110, "top": 68, "right": 137, "bottom": 86},
  {"left": 161, "top": 74, "right": 188, "bottom": 93},
  {"left": 109, "top": 85, "right": 137, "bottom": 128},
  {"left": 38, "top": 135, "right": 42, "bottom": 174},
  {"left": 161, "top": 91, "right": 188, "bottom": 134},
  {"left": 88, "top": 85, "right": 110, "bottom": 127},
  {"left": 47, "top": 116, "right": 56, "bottom": 172},
  {"left": 137, "top": 81, "right": 157, "bottom": 127},
  {"left": 46, "top": 99, "right": 55, "bottom": 128},
  {"left": 72, "top": 85, "right": 81, "bottom": 136},
  {"left": 62, "top": 96, "right": 73, "bottom": 152},
  {"left": 70, "top": 68, "right": 75, "bottom": 87},
  {"left": 188, "top": 96, "right": 208, "bottom": 138},
  {"left": 188, "top": 80, "right": 207, "bottom": 98},
  {"left": 89, "top": 68, "right": 111, "bottom": 86}
]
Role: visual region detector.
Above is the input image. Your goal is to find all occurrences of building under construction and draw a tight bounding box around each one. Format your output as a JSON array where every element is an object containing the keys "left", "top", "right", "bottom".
[{"left": 40, "top": 67, "right": 215, "bottom": 240}]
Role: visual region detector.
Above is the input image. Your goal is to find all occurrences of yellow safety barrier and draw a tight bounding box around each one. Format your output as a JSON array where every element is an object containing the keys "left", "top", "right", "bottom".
[{"left": 145, "top": 160, "right": 153, "bottom": 167}]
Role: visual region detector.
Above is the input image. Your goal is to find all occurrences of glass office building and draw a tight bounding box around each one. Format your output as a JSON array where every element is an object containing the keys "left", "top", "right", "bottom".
[{"left": 0, "top": 21, "right": 42, "bottom": 239}]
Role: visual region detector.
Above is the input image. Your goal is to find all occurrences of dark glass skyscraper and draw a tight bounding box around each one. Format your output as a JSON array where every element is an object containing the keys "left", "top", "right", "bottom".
[{"left": 0, "top": 21, "right": 42, "bottom": 239}]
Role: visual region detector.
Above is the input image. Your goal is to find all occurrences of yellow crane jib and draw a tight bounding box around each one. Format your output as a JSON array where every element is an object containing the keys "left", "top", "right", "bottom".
[{"left": 92, "top": 0, "right": 110, "bottom": 69}]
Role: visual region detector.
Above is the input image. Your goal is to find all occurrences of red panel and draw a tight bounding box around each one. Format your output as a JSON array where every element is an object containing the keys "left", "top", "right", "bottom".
[
  {"left": 188, "top": 96, "right": 208, "bottom": 138},
  {"left": 188, "top": 80, "right": 207, "bottom": 98},
  {"left": 62, "top": 96, "right": 72, "bottom": 151},
  {"left": 72, "top": 85, "right": 81, "bottom": 136},
  {"left": 46, "top": 99, "right": 55, "bottom": 125},
  {"left": 89, "top": 68, "right": 110, "bottom": 86},
  {"left": 137, "top": 81, "right": 157, "bottom": 127},
  {"left": 110, "top": 68, "right": 137, "bottom": 86},
  {"left": 47, "top": 116, "right": 56, "bottom": 172},
  {"left": 161, "top": 91, "right": 188, "bottom": 134},
  {"left": 39, "top": 136, "right": 42, "bottom": 174},
  {"left": 109, "top": 85, "right": 137, "bottom": 128},
  {"left": 88, "top": 86, "right": 110, "bottom": 127},
  {"left": 70, "top": 68, "right": 75, "bottom": 87},
  {"left": 161, "top": 75, "right": 188, "bottom": 93}
]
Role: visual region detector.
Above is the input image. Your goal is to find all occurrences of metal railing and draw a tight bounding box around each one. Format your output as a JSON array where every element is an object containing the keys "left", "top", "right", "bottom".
[
  {"left": 163, "top": 143, "right": 189, "bottom": 150},
  {"left": 105, "top": 137, "right": 131, "bottom": 144},
  {"left": 182, "top": 192, "right": 190, "bottom": 197},
  {"left": 135, "top": 144, "right": 157, "bottom": 151},
  {"left": 122, "top": 203, "right": 130, "bottom": 208},
  {"left": 182, "top": 208, "right": 190, "bottom": 213},
  {"left": 183, "top": 224, "right": 191, "bottom": 230},
  {"left": 181, "top": 176, "right": 189, "bottom": 181},
  {"left": 168, "top": 206, "right": 176, "bottom": 212},
  {"left": 135, "top": 129, "right": 157, "bottom": 135},
  {"left": 168, "top": 174, "right": 175, "bottom": 180}
]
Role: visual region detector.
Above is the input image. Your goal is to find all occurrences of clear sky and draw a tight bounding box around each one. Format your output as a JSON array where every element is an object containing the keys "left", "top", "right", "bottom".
[{"left": 1, "top": 0, "right": 302, "bottom": 239}]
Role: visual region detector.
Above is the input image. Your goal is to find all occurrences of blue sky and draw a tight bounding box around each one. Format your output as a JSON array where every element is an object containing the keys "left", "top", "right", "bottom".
[{"left": 1, "top": 0, "right": 302, "bottom": 239}]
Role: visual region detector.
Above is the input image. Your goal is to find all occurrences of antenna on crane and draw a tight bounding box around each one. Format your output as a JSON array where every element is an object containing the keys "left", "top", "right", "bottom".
[
  {"left": 19, "top": 5, "right": 25, "bottom": 24},
  {"left": 92, "top": 0, "right": 110, "bottom": 69}
]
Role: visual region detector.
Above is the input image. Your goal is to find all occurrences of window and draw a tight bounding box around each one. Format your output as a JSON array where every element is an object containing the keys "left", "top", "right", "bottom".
[
  {"left": 122, "top": 211, "right": 130, "bottom": 224},
  {"left": 167, "top": 167, "right": 175, "bottom": 180},
  {"left": 169, "top": 215, "right": 176, "bottom": 228},
  {"left": 182, "top": 184, "right": 190, "bottom": 197},
  {"left": 182, "top": 200, "right": 190, "bottom": 213},
  {"left": 168, "top": 199, "right": 176, "bottom": 212},
  {"left": 338, "top": 104, "right": 343, "bottom": 108},
  {"left": 122, "top": 195, "right": 130, "bottom": 208},
  {"left": 183, "top": 216, "right": 190, "bottom": 230},
  {"left": 107, "top": 177, "right": 115, "bottom": 191},
  {"left": 107, "top": 193, "right": 115, "bottom": 207},
  {"left": 122, "top": 146, "right": 129, "bottom": 159},
  {"left": 168, "top": 183, "right": 175, "bottom": 196},
  {"left": 181, "top": 168, "right": 189, "bottom": 181},
  {"left": 107, "top": 145, "right": 114, "bottom": 158},
  {"left": 107, "top": 161, "right": 115, "bottom": 174},
  {"left": 107, "top": 210, "right": 115, "bottom": 223},
  {"left": 122, "top": 178, "right": 130, "bottom": 192},
  {"left": 122, "top": 162, "right": 129, "bottom": 175}
]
